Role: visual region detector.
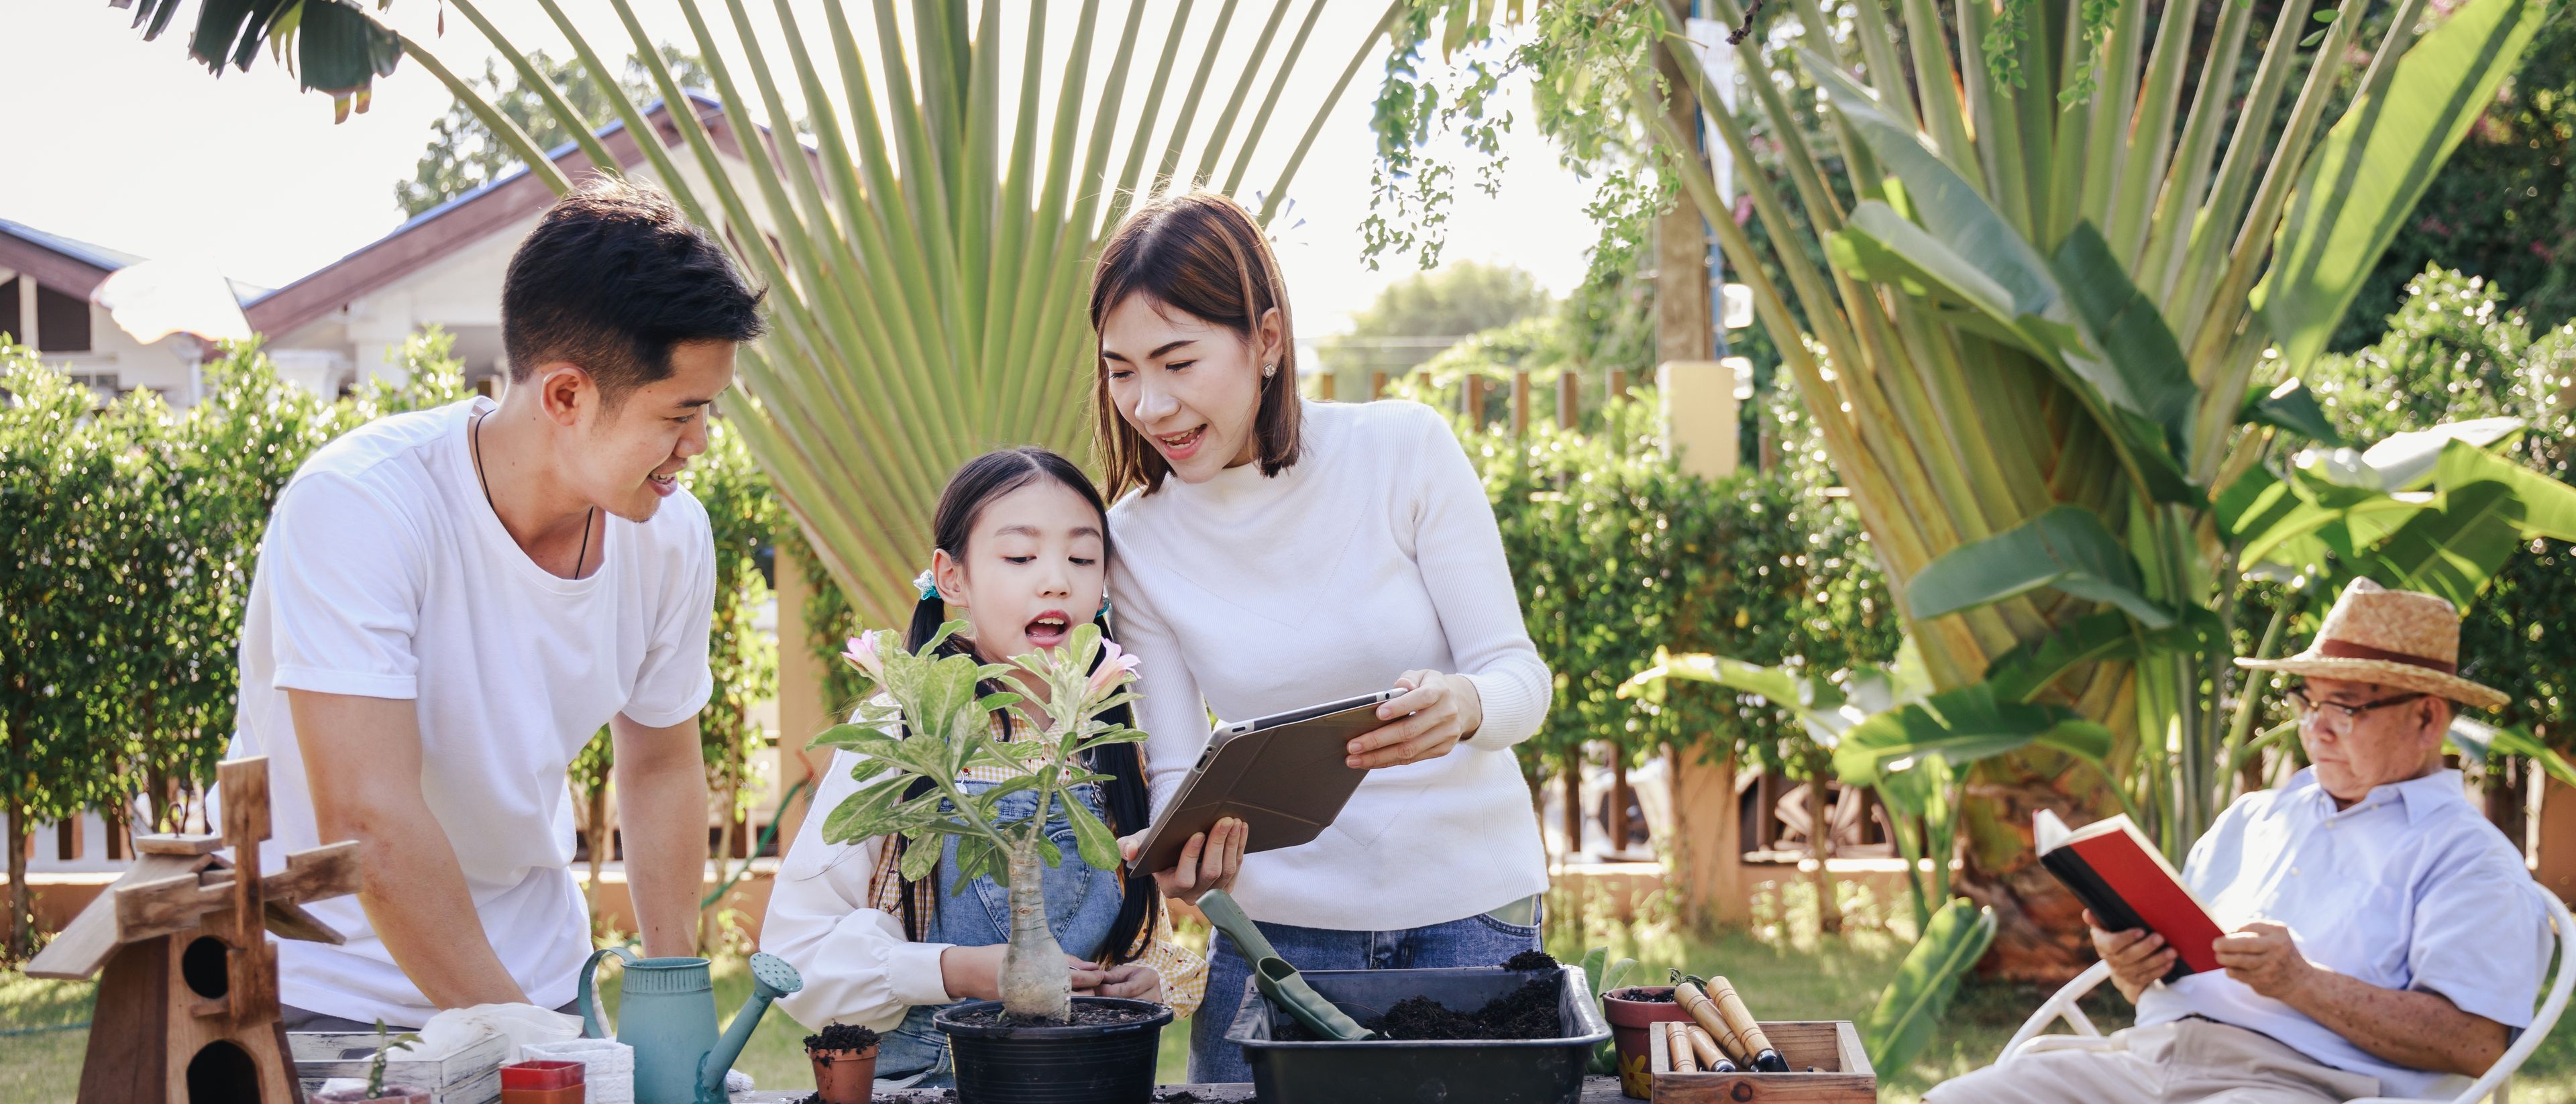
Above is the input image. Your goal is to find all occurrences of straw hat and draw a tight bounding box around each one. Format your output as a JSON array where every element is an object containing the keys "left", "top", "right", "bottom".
[{"left": 2235, "top": 578, "right": 2507, "bottom": 710}]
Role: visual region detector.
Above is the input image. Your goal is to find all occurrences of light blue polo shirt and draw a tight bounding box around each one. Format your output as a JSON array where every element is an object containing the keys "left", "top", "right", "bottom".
[{"left": 2136, "top": 769, "right": 2551, "bottom": 1097}]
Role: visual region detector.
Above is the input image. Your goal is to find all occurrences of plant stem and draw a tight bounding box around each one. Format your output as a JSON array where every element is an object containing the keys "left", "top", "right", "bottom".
[
  {"left": 997, "top": 834, "right": 1071, "bottom": 1024},
  {"left": 2219, "top": 593, "right": 2298, "bottom": 804}
]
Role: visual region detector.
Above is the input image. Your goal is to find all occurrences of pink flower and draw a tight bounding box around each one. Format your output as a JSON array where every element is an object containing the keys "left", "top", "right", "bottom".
[
  {"left": 842, "top": 632, "right": 885, "bottom": 678},
  {"left": 1087, "top": 639, "right": 1142, "bottom": 698}
]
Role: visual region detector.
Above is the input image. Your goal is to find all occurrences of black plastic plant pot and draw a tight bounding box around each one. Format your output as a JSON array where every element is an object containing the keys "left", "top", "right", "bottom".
[
  {"left": 932, "top": 995, "right": 1173, "bottom": 1104},
  {"left": 1225, "top": 965, "right": 1611, "bottom": 1104}
]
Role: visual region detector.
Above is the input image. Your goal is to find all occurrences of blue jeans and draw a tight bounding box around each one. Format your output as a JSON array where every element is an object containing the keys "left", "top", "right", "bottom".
[
  {"left": 1187, "top": 908, "right": 1543, "bottom": 1083},
  {"left": 874, "top": 782, "right": 1124, "bottom": 1089}
]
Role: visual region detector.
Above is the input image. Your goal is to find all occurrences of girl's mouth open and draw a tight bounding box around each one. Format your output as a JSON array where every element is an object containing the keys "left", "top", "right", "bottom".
[
  {"left": 1025, "top": 611, "right": 1073, "bottom": 649},
  {"left": 1154, "top": 425, "right": 1207, "bottom": 461}
]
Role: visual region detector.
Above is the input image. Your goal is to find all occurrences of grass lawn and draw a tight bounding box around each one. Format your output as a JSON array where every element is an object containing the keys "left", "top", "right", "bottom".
[{"left": 4, "top": 879, "right": 2567, "bottom": 1101}]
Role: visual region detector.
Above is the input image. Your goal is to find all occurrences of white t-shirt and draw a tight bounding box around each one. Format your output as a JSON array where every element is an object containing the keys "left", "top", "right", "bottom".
[{"left": 225, "top": 396, "right": 715, "bottom": 1027}]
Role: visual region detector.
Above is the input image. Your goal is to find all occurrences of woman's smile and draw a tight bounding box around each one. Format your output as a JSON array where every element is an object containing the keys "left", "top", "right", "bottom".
[{"left": 1152, "top": 425, "right": 1208, "bottom": 462}]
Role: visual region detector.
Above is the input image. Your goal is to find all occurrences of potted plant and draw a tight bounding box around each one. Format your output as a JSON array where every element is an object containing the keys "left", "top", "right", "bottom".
[
  {"left": 802, "top": 1022, "right": 879, "bottom": 1104},
  {"left": 312, "top": 1021, "right": 427, "bottom": 1103},
  {"left": 815, "top": 621, "right": 1169, "bottom": 1103}
]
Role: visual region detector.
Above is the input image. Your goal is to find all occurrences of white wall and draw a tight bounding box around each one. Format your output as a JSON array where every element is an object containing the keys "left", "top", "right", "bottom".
[{"left": 1, "top": 265, "right": 206, "bottom": 402}]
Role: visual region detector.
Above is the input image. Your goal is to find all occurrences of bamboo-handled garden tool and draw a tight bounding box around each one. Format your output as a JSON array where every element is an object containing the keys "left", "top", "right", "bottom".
[
  {"left": 1197, "top": 889, "right": 1375, "bottom": 1041},
  {"left": 1686, "top": 1026, "right": 1736, "bottom": 1072},
  {"left": 1670, "top": 973, "right": 1746, "bottom": 1062},
  {"left": 1666, "top": 1023, "right": 1697, "bottom": 1072},
  {"left": 1706, "top": 975, "right": 1788, "bottom": 1072}
]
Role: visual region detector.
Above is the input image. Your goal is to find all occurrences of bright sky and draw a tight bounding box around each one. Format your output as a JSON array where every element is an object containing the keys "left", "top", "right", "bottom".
[{"left": 0, "top": 2, "right": 1600, "bottom": 336}]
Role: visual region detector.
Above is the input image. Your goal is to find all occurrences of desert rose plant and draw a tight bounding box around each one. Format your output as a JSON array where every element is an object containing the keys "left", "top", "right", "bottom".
[{"left": 814, "top": 620, "right": 1144, "bottom": 1024}]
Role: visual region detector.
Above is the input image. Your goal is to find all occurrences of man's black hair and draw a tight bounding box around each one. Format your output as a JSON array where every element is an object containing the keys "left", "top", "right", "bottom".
[{"left": 500, "top": 178, "right": 765, "bottom": 398}]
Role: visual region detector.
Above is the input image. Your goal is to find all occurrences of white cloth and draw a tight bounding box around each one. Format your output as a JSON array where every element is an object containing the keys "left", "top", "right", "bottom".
[
  {"left": 2135, "top": 768, "right": 2552, "bottom": 1099},
  {"left": 225, "top": 396, "right": 717, "bottom": 1028},
  {"left": 521, "top": 1038, "right": 635, "bottom": 1104},
  {"left": 1107, "top": 398, "right": 1551, "bottom": 930},
  {"left": 417, "top": 1003, "right": 582, "bottom": 1063},
  {"left": 765, "top": 747, "right": 969, "bottom": 1034}
]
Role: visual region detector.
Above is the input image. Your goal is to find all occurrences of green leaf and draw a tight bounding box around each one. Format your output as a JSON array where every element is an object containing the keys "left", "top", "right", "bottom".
[
  {"left": 1982, "top": 611, "right": 2139, "bottom": 703},
  {"left": 1621, "top": 649, "right": 1856, "bottom": 743},
  {"left": 2434, "top": 439, "right": 2576, "bottom": 541},
  {"left": 1833, "top": 684, "right": 2116, "bottom": 788},
  {"left": 2362, "top": 480, "right": 2524, "bottom": 610},
  {"left": 2240, "top": 378, "right": 2349, "bottom": 446},
  {"left": 1908, "top": 506, "right": 2175, "bottom": 628},
  {"left": 899, "top": 832, "right": 943, "bottom": 882},
  {"left": 2048, "top": 223, "right": 2200, "bottom": 453},
  {"left": 1061, "top": 794, "right": 1122, "bottom": 872},
  {"left": 2257, "top": 0, "right": 2555, "bottom": 374},
  {"left": 2448, "top": 720, "right": 2576, "bottom": 787},
  {"left": 1862, "top": 899, "right": 1997, "bottom": 1072}
]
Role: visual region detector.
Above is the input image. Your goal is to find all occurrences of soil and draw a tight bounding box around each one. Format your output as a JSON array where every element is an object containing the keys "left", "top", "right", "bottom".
[
  {"left": 945, "top": 1002, "right": 1164, "bottom": 1028},
  {"left": 1606, "top": 987, "right": 1675, "bottom": 1003},
  {"left": 802, "top": 1022, "right": 881, "bottom": 1052},
  {"left": 1152, "top": 1092, "right": 1208, "bottom": 1103},
  {"left": 1500, "top": 950, "right": 1560, "bottom": 972},
  {"left": 1277, "top": 974, "right": 1564, "bottom": 1042}
]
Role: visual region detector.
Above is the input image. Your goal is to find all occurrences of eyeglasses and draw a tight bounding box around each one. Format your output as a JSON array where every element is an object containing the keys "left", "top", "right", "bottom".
[{"left": 2284, "top": 687, "right": 2427, "bottom": 729}]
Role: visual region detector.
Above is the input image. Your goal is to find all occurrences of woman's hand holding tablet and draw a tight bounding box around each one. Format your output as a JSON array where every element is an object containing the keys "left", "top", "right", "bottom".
[
  {"left": 1120, "top": 818, "right": 1247, "bottom": 905},
  {"left": 1342, "top": 669, "right": 1487, "bottom": 769}
]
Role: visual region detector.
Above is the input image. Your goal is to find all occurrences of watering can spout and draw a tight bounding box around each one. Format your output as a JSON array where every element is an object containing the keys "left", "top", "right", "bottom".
[{"left": 695, "top": 952, "right": 804, "bottom": 1103}]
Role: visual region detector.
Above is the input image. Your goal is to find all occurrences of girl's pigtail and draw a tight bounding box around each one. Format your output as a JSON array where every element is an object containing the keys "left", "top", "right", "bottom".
[{"left": 1091, "top": 608, "right": 1163, "bottom": 967}]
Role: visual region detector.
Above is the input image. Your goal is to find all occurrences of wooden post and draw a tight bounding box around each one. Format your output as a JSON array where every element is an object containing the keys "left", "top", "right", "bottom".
[
  {"left": 106, "top": 804, "right": 130, "bottom": 861},
  {"left": 1511, "top": 371, "right": 1531, "bottom": 435},
  {"left": 1317, "top": 370, "right": 1336, "bottom": 401},
  {"left": 2537, "top": 774, "right": 2576, "bottom": 907},
  {"left": 1609, "top": 755, "right": 1631, "bottom": 854},
  {"left": 1556, "top": 372, "right": 1579, "bottom": 431},
  {"left": 1662, "top": 355, "right": 1747, "bottom": 929},
  {"left": 216, "top": 758, "right": 273, "bottom": 1021},
  {"left": 58, "top": 818, "right": 83, "bottom": 861},
  {"left": 771, "top": 536, "right": 826, "bottom": 861},
  {"left": 1371, "top": 370, "right": 1390, "bottom": 400},
  {"left": 1609, "top": 369, "right": 1629, "bottom": 402},
  {"left": 1561, "top": 748, "right": 1585, "bottom": 861}
]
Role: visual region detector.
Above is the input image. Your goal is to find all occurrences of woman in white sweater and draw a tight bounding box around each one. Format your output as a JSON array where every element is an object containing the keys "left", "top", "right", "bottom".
[{"left": 1091, "top": 192, "right": 1553, "bottom": 1081}]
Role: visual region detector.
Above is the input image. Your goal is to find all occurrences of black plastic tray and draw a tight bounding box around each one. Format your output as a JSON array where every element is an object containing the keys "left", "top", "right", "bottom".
[{"left": 1224, "top": 965, "right": 1610, "bottom": 1104}]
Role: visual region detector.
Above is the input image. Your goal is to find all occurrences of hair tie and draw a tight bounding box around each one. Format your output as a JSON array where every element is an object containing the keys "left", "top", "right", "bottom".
[
  {"left": 1097, "top": 596, "right": 1113, "bottom": 619},
  {"left": 914, "top": 569, "right": 939, "bottom": 602}
]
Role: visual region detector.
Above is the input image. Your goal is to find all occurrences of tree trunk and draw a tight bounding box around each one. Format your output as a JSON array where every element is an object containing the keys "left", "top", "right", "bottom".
[
  {"left": 6, "top": 800, "right": 29, "bottom": 961},
  {"left": 999, "top": 835, "right": 1072, "bottom": 1024},
  {"left": 1953, "top": 755, "right": 2120, "bottom": 983},
  {"left": 1809, "top": 777, "right": 1841, "bottom": 934},
  {"left": 1560, "top": 750, "right": 1585, "bottom": 860},
  {"left": 1608, "top": 752, "right": 1631, "bottom": 854}
]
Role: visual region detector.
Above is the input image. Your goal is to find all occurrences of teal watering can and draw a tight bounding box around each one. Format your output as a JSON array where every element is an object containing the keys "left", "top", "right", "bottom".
[{"left": 577, "top": 947, "right": 804, "bottom": 1104}]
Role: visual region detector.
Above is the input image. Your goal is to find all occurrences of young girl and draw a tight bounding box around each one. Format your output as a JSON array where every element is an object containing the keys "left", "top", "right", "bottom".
[{"left": 761, "top": 447, "right": 1244, "bottom": 1089}]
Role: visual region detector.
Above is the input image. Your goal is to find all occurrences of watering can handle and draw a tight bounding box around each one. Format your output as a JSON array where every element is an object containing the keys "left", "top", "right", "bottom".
[{"left": 578, "top": 945, "right": 640, "bottom": 1039}]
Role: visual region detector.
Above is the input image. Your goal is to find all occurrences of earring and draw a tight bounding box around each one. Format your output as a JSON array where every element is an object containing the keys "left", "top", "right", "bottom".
[{"left": 1262, "top": 362, "right": 1277, "bottom": 378}]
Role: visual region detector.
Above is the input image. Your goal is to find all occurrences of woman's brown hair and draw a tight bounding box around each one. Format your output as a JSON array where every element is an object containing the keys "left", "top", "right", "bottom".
[{"left": 1088, "top": 190, "right": 1302, "bottom": 500}]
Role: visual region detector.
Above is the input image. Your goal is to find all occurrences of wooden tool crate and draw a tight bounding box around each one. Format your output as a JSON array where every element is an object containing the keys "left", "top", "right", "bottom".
[{"left": 1646, "top": 1019, "right": 1876, "bottom": 1101}]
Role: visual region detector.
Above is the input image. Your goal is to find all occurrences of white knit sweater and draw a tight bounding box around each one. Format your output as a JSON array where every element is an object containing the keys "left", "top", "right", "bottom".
[{"left": 1107, "top": 398, "right": 1552, "bottom": 930}]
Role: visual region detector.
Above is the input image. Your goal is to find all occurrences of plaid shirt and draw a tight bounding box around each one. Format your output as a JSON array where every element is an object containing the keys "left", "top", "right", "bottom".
[{"left": 862, "top": 723, "right": 1208, "bottom": 1017}]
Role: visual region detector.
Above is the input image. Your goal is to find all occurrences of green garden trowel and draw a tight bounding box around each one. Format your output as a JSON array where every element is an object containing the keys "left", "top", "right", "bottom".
[{"left": 1196, "top": 889, "right": 1375, "bottom": 1041}]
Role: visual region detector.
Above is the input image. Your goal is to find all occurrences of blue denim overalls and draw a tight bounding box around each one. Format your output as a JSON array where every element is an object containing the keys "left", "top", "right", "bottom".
[{"left": 873, "top": 779, "right": 1126, "bottom": 1089}]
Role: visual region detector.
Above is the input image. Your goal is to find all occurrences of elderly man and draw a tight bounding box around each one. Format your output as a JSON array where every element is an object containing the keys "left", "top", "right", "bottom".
[{"left": 1928, "top": 579, "right": 2554, "bottom": 1104}]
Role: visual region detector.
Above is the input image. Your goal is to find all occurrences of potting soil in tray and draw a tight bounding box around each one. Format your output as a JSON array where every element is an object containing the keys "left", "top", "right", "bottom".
[
  {"left": 1499, "top": 949, "right": 1560, "bottom": 972},
  {"left": 941, "top": 1002, "right": 1166, "bottom": 1028},
  {"left": 1276, "top": 973, "right": 1565, "bottom": 1042},
  {"left": 802, "top": 1022, "right": 881, "bottom": 1050}
]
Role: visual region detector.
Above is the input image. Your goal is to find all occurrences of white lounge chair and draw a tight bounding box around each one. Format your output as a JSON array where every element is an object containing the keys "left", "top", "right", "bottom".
[{"left": 1997, "top": 881, "right": 2573, "bottom": 1104}]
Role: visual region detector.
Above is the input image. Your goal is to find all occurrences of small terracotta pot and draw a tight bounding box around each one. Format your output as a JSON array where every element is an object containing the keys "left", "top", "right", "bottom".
[
  {"left": 807, "top": 1044, "right": 879, "bottom": 1104},
  {"left": 1603, "top": 986, "right": 1693, "bottom": 1099}
]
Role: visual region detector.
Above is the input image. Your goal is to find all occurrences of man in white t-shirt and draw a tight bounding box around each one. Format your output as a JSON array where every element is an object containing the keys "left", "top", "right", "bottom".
[{"left": 224, "top": 180, "right": 766, "bottom": 1030}]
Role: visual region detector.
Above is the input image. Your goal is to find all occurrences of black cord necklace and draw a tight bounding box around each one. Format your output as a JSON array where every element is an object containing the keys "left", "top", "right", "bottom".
[{"left": 473, "top": 410, "right": 594, "bottom": 579}]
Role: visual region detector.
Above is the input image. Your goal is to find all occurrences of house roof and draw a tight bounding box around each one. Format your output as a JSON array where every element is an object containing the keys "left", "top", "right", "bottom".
[
  {"left": 0, "top": 218, "right": 271, "bottom": 306},
  {"left": 241, "top": 91, "right": 777, "bottom": 340}
]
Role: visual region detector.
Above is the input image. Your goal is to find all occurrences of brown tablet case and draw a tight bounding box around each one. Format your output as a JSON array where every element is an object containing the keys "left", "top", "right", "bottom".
[{"left": 1126, "top": 692, "right": 1397, "bottom": 874}]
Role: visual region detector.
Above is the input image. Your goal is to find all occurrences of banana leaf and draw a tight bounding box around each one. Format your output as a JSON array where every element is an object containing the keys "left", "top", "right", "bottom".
[
  {"left": 1861, "top": 899, "right": 1996, "bottom": 1073},
  {"left": 1907, "top": 505, "right": 2176, "bottom": 628}
]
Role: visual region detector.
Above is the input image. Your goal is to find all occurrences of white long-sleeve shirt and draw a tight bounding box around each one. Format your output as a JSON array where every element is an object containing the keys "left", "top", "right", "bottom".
[{"left": 1108, "top": 398, "right": 1552, "bottom": 931}]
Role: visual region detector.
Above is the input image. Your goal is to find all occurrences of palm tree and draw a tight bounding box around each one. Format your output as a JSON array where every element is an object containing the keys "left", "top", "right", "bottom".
[
  {"left": 119, "top": 0, "right": 1401, "bottom": 623},
  {"left": 1614, "top": 0, "right": 2563, "bottom": 977}
]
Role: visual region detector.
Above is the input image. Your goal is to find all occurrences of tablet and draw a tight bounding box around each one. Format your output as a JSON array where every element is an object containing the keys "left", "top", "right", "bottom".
[{"left": 1125, "top": 689, "right": 1402, "bottom": 874}]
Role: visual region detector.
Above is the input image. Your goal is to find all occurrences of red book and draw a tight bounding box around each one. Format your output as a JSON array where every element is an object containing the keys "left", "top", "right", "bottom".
[{"left": 2036, "top": 810, "right": 2226, "bottom": 979}]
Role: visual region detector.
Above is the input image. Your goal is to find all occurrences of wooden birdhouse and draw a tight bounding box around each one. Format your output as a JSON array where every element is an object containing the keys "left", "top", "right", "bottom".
[{"left": 25, "top": 757, "right": 360, "bottom": 1104}]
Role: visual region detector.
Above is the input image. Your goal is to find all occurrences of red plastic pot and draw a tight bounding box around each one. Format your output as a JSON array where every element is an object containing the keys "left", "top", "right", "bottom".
[{"left": 1603, "top": 986, "right": 1692, "bottom": 1099}]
